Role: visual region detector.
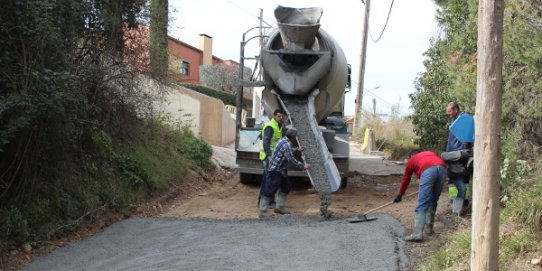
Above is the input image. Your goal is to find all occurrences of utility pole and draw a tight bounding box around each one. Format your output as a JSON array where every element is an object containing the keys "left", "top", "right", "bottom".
[
  {"left": 354, "top": 0, "right": 370, "bottom": 132},
  {"left": 258, "top": 8, "right": 264, "bottom": 47},
  {"left": 471, "top": 0, "right": 504, "bottom": 270},
  {"left": 252, "top": 8, "right": 264, "bottom": 119}
]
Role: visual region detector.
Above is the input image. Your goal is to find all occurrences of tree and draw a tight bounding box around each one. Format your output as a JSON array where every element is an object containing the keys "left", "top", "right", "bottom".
[
  {"left": 410, "top": 0, "right": 478, "bottom": 151},
  {"left": 199, "top": 63, "right": 252, "bottom": 95},
  {"left": 0, "top": 0, "right": 148, "bottom": 223},
  {"left": 409, "top": 41, "right": 452, "bottom": 151},
  {"left": 150, "top": 0, "right": 169, "bottom": 79}
]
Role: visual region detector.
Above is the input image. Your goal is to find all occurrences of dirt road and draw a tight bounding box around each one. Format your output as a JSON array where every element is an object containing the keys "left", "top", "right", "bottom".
[
  {"left": 163, "top": 170, "right": 410, "bottom": 220},
  {"left": 185, "top": 144, "right": 419, "bottom": 222},
  {"left": 16, "top": 145, "right": 456, "bottom": 270},
  {"left": 19, "top": 167, "right": 453, "bottom": 271}
]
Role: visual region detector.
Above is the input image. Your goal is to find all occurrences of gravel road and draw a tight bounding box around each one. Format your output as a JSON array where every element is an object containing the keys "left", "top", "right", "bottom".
[{"left": 22, "top": 214, "right": 410, "bottom": 271}]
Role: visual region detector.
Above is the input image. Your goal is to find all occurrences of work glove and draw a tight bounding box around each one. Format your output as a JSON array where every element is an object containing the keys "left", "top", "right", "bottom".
[{"left": 393, "top": 195, "right": 402, "bottom": 203}]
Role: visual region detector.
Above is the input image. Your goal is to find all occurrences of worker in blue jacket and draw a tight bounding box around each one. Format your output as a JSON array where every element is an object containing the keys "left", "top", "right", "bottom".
[{"left": 445, "top": 102, "right": 472, "bottom": 217}]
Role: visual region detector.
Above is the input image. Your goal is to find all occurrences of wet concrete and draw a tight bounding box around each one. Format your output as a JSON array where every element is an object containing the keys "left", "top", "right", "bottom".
[
  {"left": 283, "top": 98, "right": 335, "bottom": 217},
  {"left": 22, "top": 215, "right": 410, "bottom": 271}
]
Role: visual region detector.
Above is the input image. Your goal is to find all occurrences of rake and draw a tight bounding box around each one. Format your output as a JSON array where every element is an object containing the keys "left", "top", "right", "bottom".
[{"left": 348, "top": 190, "right": 419, "bottom": 223}]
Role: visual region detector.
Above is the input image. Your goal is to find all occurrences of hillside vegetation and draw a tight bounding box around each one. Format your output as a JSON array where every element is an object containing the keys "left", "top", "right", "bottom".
[
  {"left": 0, "top": 0, "right": 213, "bottom": 253},
  {"left": 410, "top": 0, "right": 542, "bottom": 269}
]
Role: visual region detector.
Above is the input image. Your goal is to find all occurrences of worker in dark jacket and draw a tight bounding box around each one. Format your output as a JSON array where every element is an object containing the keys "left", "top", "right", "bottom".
[
  {"left": 257, "top": 109, "right": 285, "bottom": 208},
  {"left": 445, "top": 102, "right": 472, "bottom": 217},
  {"left": 393, "top": 151, "right": 447, "bottom": 242},
  {"left": 259, "top": 126, "right": 310, "bottom": 218}
]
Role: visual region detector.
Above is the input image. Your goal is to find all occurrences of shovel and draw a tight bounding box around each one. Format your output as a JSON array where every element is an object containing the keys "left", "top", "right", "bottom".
[{"left": 348, "top": 190, "right": 419, "bottom": 223}]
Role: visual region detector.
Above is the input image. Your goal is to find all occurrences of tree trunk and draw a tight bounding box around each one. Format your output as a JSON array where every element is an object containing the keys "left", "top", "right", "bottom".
[{"left": 150, "top": 0, "right": 169, "bottom": 79}]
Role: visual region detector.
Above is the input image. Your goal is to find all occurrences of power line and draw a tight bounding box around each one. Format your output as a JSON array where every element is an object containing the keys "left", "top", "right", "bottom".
[
  {"left": 369, "top": 0, "right": 395, "bottom": 43},
  {"left": 352, "top": 80, "right": 410, "bottom": 115},
  {"left": 365, "top": 89, "right": 410, "bottom": 116},
  {"left": 225, "top": 0, "right": 273, "bottom": 27},
  {"left": 365, "top": 89, "right": 394, "bottom": 107}
]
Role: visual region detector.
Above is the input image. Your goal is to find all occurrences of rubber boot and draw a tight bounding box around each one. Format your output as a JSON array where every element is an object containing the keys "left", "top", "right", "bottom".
[
  {"left": 274, "top": 192, "right": 291, "bottom": 214},
  {"left": 404, "top": 211, "right": 426, "bottom": 242},
  {"left": 452, "top": 198, "right": 464, "bottom": 217},
  {"left": 269, "top": 197, "right": 276, "bottom": 209},
  {"left": 257, "top": 194, "right": 275, "bottom": 209},
  {"left": 425, "top": 209, "right": 436, "bottom": 236},
  {"left": 259, "top": 196, "right": 272, "bottom": 219}
]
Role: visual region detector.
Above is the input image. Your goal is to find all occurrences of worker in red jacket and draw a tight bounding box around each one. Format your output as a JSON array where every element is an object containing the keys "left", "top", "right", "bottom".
[{"left": 393, "top": 151, "right": 447, "bottom": 242}]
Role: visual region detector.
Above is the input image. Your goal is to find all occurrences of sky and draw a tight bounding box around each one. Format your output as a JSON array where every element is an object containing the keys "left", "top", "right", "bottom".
[{"left": 168, "top": 0, "right": 440, "bottom": 116}]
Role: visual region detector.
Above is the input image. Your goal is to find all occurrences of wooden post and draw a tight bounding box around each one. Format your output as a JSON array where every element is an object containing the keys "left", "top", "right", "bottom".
[
  {"left": 471, "top": 0, "right": 504, "bottom": 270},
  {"left": 353, "top": 0, "right": 370, "bottom": 132}
]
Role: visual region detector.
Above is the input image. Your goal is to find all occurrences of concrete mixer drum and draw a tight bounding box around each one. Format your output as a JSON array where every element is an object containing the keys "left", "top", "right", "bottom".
[{"left": 235, "top": 6, "right": 351, "bottom": 196}]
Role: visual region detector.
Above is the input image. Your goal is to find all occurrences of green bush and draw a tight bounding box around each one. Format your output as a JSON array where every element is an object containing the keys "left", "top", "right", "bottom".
[
  {"left": 0, "top": 206, "right": 29, "bottom": 246},
  {"left": 384, "top": 139, "right": 419, "bottom": 160},
  {"left": 115, "top": 154, "right": 149, "bottom": 188},
  {"left": 500, "top": 158, "right": 532, "bottom": 194},
  {"left": 176, "top": 130, "right": 214, "bottom": 170}
]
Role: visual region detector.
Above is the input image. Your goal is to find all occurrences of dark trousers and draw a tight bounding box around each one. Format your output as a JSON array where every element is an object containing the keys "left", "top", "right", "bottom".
[
  {"left": 261, "top": 170, "right": 292, "bottom": 198},
  {"left": 257, "top": 159, "right": 273, "bottom": 206}
]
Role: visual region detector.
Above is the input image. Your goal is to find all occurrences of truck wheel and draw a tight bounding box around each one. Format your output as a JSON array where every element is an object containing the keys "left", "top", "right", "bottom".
[{"left": 340, "top": 177, "right": 348, "bottom": 189}]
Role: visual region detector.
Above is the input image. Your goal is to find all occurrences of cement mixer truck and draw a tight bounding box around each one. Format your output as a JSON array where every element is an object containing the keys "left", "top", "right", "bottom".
[{"left": 235, "top": 6, "right": 351, "bottom": 193}]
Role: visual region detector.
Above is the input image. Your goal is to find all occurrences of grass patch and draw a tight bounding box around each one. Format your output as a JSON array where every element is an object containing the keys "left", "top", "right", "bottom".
[
  {"left": 383, "top": 138, "right": 419, "bottom": 160},
  {"left": 502, "top": 177, "right": 542, "bottom": 233},
  {"left": 500, "top": 230, "right": 538, "bottom": 268},
  {"left": 352, "top": 112, "right": 418, "bottom": 160},
  {"left": 420, "top": 230, "right": 471, "bottom": 271},
  {"left": 420, "top": 162, "right": 542, "bottom": 270}
]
